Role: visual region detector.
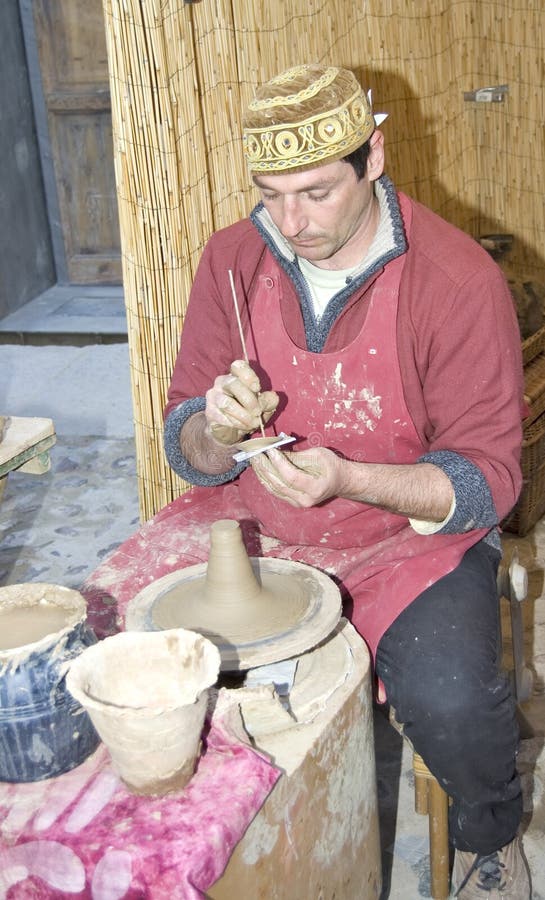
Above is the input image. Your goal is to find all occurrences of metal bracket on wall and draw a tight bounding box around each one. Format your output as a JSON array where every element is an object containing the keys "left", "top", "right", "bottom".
[{"left": 463, "top": 84, "right": 509, "bottom": 103}]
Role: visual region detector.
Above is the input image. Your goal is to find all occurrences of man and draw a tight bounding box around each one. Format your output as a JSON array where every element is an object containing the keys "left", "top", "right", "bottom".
[{"left": 164, "top": 64, "right": 529, "bottom": 897}]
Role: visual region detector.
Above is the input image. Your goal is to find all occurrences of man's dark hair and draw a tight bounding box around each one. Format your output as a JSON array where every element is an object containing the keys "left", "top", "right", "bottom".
[{"left": 343, "top": 139, "right": 371, "bottom": 180}]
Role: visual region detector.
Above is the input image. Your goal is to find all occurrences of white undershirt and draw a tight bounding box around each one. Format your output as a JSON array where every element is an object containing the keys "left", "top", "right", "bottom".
[
  {"left": 297, "top": 257, "right": 359, "bottom": 318},
  {"left": 296, "top": 178, "right": 394, "bottom": 319}
]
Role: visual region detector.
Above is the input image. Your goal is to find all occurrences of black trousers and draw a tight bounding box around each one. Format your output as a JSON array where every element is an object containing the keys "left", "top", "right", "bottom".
[{"left": 375, "top": 540, "right": 523, "bottom": 855}]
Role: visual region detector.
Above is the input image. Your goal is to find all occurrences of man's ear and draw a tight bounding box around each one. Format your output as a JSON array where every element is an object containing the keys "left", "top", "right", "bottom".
[{"left": 367, "top": 129, "right": 385, "bottom": 182}]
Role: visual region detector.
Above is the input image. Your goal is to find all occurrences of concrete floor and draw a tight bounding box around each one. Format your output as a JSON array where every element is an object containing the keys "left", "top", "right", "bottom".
[{"left": 1, "top": 294, "right": 544, "bottom": 898}]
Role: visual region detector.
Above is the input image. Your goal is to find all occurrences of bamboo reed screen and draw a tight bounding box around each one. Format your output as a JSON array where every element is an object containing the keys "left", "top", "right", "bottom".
[{"left": 102, "top": 0, "right": 545, "bottom": 521}]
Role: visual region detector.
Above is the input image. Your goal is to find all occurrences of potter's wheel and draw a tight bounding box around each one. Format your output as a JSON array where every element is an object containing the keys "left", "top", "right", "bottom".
[{"left": 125, "top": 519, "right": 342, "bottom": 671}]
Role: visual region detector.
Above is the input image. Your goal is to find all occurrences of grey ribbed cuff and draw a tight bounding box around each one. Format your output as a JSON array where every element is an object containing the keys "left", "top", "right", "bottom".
[
  {"left": 163, "top": 398, "right": 247, "bottom": 487},
  {"left": 417, "top": 449, "right": 498, "bottom": 533}
]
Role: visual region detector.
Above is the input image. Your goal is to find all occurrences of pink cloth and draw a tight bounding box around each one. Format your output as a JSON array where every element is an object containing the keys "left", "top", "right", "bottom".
[{"left": 0, "top": 692, "right": 281, "bottom": 899}]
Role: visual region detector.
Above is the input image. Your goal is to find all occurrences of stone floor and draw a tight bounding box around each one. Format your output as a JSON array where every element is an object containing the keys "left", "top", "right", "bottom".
[{"left": 1, "top": 335, "right": 544, "bottom": 898}]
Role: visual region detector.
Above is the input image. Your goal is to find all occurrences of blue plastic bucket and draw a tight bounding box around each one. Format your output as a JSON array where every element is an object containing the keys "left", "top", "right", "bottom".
[{"left": 0, "top": 583, "right": 100, "bottom": 782}]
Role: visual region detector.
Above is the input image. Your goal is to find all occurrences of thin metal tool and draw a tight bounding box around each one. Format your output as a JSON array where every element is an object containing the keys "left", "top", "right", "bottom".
[{"left": 228, "top": 269, "right": 266, "bottom": 437}]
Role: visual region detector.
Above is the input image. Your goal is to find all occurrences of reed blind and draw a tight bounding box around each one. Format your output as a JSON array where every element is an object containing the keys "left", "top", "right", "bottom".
[{"left": 102, "top": 0, "right": 545, "bottom": 520}]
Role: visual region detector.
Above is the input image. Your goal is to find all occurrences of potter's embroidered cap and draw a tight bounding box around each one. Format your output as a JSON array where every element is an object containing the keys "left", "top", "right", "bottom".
[{"left": 243, "top": 64, "right": 380, "bottom": 174}]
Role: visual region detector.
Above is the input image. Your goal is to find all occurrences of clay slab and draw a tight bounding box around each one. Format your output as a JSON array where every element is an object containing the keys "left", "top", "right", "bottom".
[{"left": 125, "top": 557, "right": 341, "bottom": 672}]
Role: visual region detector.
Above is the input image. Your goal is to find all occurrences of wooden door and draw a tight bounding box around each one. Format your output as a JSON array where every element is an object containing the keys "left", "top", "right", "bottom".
[{"left": 32, "top": 0, "right": 121, "bottom": 284}]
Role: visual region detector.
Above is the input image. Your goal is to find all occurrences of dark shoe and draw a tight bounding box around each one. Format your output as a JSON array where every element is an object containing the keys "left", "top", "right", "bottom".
[{"left": 453, "top": 835, "right": 531, "bottom": 897}]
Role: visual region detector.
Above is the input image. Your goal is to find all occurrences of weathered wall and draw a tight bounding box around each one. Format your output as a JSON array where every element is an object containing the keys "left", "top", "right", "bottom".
[{"left": 0, "top": 0, "right": 54, "bottom": 320}]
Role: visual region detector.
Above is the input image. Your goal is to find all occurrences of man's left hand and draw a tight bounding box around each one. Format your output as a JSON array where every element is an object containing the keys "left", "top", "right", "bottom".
[{"left": 250, "top": 447, "right": 344, "bottom": 508}]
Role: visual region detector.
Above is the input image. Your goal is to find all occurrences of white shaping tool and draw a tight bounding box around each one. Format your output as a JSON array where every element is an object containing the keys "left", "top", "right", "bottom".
[{"left": 232, "top": 432, "right": 296, "bottom": 462}]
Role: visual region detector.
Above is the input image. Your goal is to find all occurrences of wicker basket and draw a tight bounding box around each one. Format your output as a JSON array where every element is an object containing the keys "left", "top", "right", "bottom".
[
  {"left": 522, "top": 321, "right": 545, "bottom": 366},
  {"left": 503, "top": 410, "right": 545, "bottom": 535},
  {"left": 522, "top": 350, "right": 545, "bottom": 427},
  {"left": 501, "top": 325, "right": 545, "bottom": 535}
]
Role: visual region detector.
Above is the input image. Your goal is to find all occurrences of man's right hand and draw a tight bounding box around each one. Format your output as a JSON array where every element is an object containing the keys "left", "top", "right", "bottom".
[{"left": 205, "top": 359, "right": 279, "bottom": 445}]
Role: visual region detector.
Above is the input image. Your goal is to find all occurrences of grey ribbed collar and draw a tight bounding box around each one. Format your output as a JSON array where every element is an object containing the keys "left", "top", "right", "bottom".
[{"left": 249, "top": 174, "right": 407, "bottom": 352}]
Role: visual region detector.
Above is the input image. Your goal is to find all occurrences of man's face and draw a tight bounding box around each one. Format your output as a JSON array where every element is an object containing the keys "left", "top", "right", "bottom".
[{"left": 252, "top": 152, "right": 381, "bottom": 269}]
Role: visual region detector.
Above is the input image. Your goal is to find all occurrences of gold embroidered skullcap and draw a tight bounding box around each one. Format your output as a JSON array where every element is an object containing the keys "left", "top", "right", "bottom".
[{"left": 243, "top": 64, "right": 375, "bottom": 174}]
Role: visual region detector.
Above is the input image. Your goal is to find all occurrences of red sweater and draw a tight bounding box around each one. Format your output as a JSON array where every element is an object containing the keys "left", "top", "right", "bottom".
[{"left": 165, "top": 183, "right": 523, "bottom": 525}]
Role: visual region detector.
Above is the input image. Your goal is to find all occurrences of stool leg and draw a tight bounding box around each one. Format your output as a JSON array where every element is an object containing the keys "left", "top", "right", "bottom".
[
  {"left": 427, "top": 776, "right": 450, "bottom": 899},
  {"left": 414, "top": 766, "right": 429, "bottom": 815},
  {"left": 413, "top": 752, "right": 450, "bottom": 900}
]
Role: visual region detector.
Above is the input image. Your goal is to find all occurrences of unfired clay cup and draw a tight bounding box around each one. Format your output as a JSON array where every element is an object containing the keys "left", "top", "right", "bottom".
[{"left": 66, "top": 628, "right": 221, "bottom": 795}]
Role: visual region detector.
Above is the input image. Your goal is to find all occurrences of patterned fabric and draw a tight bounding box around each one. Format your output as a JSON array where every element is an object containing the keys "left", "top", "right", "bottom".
[
  {"left": 242, "top": 65, "right": 375, "bottom": 173},
  {"left": 0, "top": 692, "right": 280, "bottom": 899}
]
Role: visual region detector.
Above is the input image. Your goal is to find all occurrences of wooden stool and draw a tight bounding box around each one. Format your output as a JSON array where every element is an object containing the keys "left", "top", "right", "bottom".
[
  {"left": 0, "top": 416, "right": 56, "bottom": 504},
  {"left": 390, "top": 553, "right": 530, "bottom": 900},
  {"left": 413, "top": 751, "right": 451, "bottom": 899}
]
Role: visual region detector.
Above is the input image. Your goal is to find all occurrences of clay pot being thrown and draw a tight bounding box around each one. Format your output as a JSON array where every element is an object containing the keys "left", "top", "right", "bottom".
[
  {"left": 66, "top": 628, "right": 221, "bottom": 796},
  {"left": 198, "top": 518, "right": 296, "bottom": 630},
  {"left": 126, "top": 519, "right": 342, "bottom": 671}
]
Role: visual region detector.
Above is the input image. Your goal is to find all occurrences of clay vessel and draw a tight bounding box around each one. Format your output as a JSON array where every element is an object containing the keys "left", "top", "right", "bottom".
[
  {"left": 66, "top": 628, "right": 221, "bottom": 795},
  {"left": 0, "top": 583, "right": 99, "bottom": 782}
]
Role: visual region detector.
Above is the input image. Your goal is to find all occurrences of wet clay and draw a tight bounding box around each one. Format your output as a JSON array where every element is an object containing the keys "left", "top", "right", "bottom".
[
  {"left": 154, "top": 520, "right": 309, "bottom": 641},
  {"left": 126, "top": 519, "right": 342, "bottom": 671},
  {"left": 0, "top": 605, "right": 72, "bottom": 651},
  {"left": 0, "top": 584, "right": 88, "bottom": 657},
  {"left": 154, "top": 570, "right": 310, "bottom": 642},
  {"left": 234, "top": 436, "right": 283, "bottom": 452}
]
